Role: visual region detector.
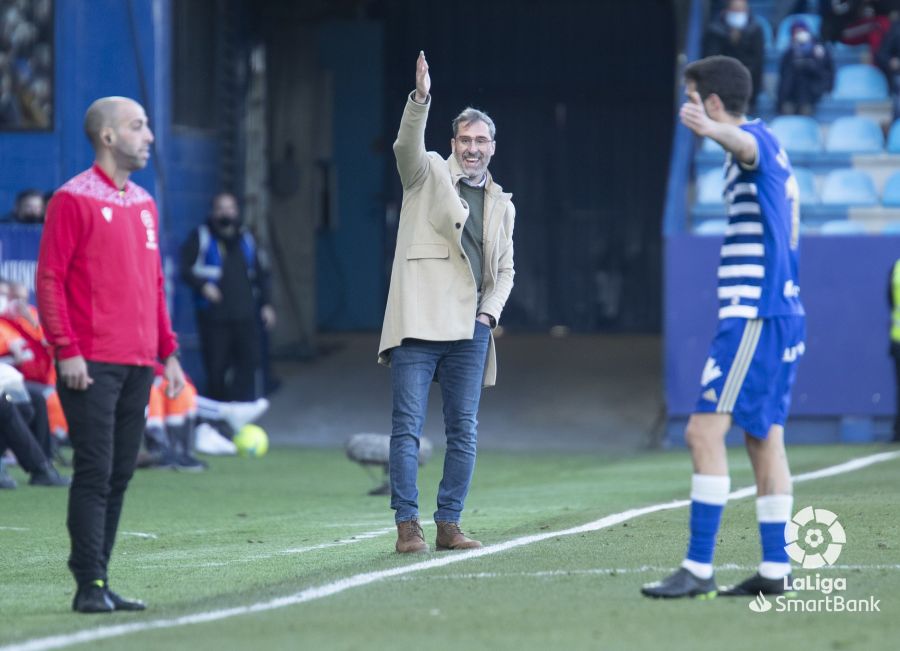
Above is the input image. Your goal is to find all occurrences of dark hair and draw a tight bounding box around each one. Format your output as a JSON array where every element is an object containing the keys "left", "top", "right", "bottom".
[{"left": 683, "top": 55, "right": 752, "bottom": 117}]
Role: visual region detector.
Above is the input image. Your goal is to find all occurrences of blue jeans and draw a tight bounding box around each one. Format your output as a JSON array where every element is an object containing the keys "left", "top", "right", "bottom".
[{"left": 390, "top": 322, "right": 491, "bottom": 524}]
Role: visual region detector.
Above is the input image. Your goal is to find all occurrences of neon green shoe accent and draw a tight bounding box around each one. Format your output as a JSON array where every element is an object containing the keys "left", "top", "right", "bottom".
[
  {"left": 695, "top": 590, "right": 717, "bottom": 600},
  {"left": 91, "top": 579, "right": 105, "bottom": 588}
]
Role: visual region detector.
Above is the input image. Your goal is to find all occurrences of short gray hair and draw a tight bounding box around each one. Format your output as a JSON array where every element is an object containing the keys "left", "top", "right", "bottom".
[{"left": 452, "top": 107, "right": 496, "bottom": 140}]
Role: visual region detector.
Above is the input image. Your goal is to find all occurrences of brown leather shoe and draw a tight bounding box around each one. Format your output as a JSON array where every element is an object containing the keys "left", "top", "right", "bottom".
[
  {"left": 435, "top": 521, "right": 482, "bottom": 550},
  {"left": 396, "top": 519, "right": 429, "bottom": 553}
]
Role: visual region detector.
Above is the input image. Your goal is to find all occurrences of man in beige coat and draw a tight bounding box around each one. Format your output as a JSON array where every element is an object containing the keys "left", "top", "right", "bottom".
[{"left": 380, "top": 51, "right": 515, "bottom": 553}]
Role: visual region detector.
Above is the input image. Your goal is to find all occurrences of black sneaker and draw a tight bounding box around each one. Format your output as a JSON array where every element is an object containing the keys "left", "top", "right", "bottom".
[
  {"left": 174, "top": 454, "right": 207, "bottom": 472},
  {"left": 719, "top": 572, "right": 796, "bottom": 597},
  {"left": 106, "top": 588, "right": 146, "bottom": 611},
  {"left": 641, "top": 567, "right": 718, "bottom": 599},
  {"left": 29, "top": 463, "right": 71, "bottom": 487},
  {"left": 72, "top": 582, "right": 114, "bottom": 613}
]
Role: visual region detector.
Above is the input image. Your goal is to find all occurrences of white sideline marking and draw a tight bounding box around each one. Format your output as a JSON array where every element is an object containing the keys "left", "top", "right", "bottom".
[
  {"left": 3, "top": 450, "right": 898, "bottom": 651},
  {"left": 120, "top": 532, "right": 158, "bottom": 540},
  {"left": 394, "top": 563, "right": 900, "bottom": 581},
  {"left": 0, "top": 526, "right": 29, "bottom": 532},
  {"left": 131, "top": 526, "right": 398, "bottom": 570}
]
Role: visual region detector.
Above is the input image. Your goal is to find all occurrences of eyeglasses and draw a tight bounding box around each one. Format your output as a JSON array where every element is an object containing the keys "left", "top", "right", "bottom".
[{"left": 455, "top": 136, "right": 493, "bottom": 148}]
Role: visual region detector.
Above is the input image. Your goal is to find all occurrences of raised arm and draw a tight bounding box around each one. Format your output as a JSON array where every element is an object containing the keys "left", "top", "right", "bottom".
[
  {"left": 680, "top": 91, "right": 758, "bottom": 166},
  {"left": 393, "top": 51, "right": 432, "bottom": 190}
]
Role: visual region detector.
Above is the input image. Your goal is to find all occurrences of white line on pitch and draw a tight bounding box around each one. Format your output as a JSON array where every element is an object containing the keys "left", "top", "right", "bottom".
[
  {"left": 392, "top": 563, "right": 900, "bottom": 581},
  {"left": 120, "top": 532, "right": 158, "bottom": 540},
  {"left": 0, "top": 526, "right": 29, "bottom": 532},
  {"left": 3, "top": 450, "right": 898, "bottom": 651}
]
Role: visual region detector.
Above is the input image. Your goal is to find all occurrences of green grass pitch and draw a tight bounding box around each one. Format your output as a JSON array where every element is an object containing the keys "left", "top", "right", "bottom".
[{"left": 1, "top": 444, "right": 898, "bottom": 650}]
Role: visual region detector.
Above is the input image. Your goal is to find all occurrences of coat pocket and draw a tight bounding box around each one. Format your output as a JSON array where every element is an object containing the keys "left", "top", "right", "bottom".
[{"left": 406, "top": 243, "right": 450, "bottom": 260}]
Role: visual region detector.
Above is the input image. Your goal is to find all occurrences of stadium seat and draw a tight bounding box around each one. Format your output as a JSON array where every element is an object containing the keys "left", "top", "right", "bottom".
[
  {"left": 820, "top": 169, "right": 878, "bottom": 206},
  {"left": 882, "top": 171, "right": 900, "bottom": 207},
  {"left": 832, "top": 64, "right": 889, "bottom": 101},
  {"left": 882, "top": 221, "right": 900, "bottom": 234},
  {"left": 697, "top": 169, "right": 725, "bottom": 205},
  {"left": 693, "top": 219, "right": 728, "bottom": 235},
  {"left": 793, "top": 167, "right": 818, "bottom": 205},
  {"left": 887, "top": 120, "right": 900, "bottom": 153},
  {"left": 819, "top": 219, "right": 868, "bottom": 234},
  {"left": 825, "top": 116, "right": 884, "bottom": 153},
  {"left": 770, "top": 116, "right": 823, "bottom": 154},
  {"left": 701, "top": 137, "right": 722, "bottom": 153},
  {"left": 775, "top": 14, "right": 822, "bottom": 50},
  {"left": 755, "top": 14, "right": 774, "bottom": 49}
]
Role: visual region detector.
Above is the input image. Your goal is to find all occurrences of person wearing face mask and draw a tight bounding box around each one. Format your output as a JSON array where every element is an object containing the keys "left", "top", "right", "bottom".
[
  {"left": 1, "top": 188, "right": 46, "bottom": 223},
  {"left": 180, "top": 192, "right": 275, "bottom": 402},
  {"left": 703, "top": 0, "right": 765, "bottom": 112},
  {"left": 777, "top": 22, "right": 835, "bottom": 115}
]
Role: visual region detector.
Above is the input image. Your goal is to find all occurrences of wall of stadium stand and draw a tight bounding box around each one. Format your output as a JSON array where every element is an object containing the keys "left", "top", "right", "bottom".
[
  {"left": 662, "top": 0, "right": 897, "bottom": 446},
  {"left": 0, "top": 0, "right": 388, "bottom": 386}
]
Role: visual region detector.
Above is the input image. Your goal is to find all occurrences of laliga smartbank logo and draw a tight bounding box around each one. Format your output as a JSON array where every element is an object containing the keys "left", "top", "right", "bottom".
[
  {"left": 748, "top": 506, "right": 880, "bottom": 614},
  {"left": 785, "top": 506, "right": 845, "bottom": 568}
]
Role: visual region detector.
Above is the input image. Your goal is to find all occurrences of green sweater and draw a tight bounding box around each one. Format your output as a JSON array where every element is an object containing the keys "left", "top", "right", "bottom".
[{"left": 458, "top": 182, "right": 485, "bottom": 292}]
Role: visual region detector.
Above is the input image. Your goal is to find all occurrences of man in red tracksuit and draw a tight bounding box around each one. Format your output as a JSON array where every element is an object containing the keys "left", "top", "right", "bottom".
[{"left": 37, "top": 96, "right": 186, "bottom": 614}]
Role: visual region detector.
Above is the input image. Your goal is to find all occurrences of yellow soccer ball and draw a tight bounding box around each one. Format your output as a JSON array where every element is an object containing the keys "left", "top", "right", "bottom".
[{"left": 234, "top": 424, "right": 269, "bottom": 458}]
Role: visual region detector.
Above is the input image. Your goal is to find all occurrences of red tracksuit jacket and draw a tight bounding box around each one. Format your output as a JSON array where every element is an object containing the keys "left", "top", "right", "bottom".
[{"left": 37, "top": 164, "right": 178, "bottom": 366}]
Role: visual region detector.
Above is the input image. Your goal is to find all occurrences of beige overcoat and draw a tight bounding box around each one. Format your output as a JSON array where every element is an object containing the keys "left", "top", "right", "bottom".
[{"left": 378, "top": 93, "right": 516, "bottom": 387}]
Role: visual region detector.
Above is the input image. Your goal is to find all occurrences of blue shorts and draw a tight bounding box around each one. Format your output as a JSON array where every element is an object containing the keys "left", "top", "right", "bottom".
[{"left": 694, "top": 316, "right": 806, "bottom": 438}]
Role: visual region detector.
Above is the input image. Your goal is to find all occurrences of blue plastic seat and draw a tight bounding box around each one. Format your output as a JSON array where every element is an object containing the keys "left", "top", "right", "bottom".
[
  {"left": 775, "top": 14, "right": 822, "bottom": 50},
  {"left": 819, "top": 219, "right": 868, "bottom": 234},
  {"left": 886, "top": 120, "right": 900, "bottom": 153},
  {"left": 820, "top": 169, "right": 878, "bottom": 206},
  {"left": 701, "top": 137, "right": 722, "bottom": 153},
  {"left": 793, "top": 167, "right": 818, "bottom": 205},
  {"left": 825, "top": 116, "right": 884, "bottom": 153},
  {"left": 770, "top": 116, "right": 823, "bottom": 154},
  {"left": 755, "top": 14, "right": 774, "bottom": 49},
  {"left": 697, "top": 169, "right": 725, "bottom": 205},
  {"left": 882, "top": 171, "right": 900, "bottom": 207},
  {"left": 694, "top": 219, "right": 728, "bottom": 235},
  {"left": 832, "top": 64, "right": 889, "bottom": 101},
  {"left": 882, "top": 221, "right": 900, "bottom": 234}
]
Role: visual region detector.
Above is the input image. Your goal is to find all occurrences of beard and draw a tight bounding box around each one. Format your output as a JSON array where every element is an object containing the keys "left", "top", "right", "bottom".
[{"left": 456, "top": 151, "right": 489, "bottom": 179}]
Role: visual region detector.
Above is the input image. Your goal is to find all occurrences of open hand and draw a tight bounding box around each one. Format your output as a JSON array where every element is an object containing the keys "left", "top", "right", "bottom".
[
  {"left": 59, "top": 355, "right": 93, "bottom": 391},
  {"left": 415, "top": 50, "right": 430, "bottom": 102},
  {"left": 679, "top": 91, "right": 714, "bottom": 137}
]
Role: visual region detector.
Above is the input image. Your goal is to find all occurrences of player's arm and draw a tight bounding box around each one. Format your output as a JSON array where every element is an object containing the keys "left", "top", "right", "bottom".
[
  {"left": 36, "top": 193, "right": 81, "bottom": 361},
  {"left": 393, "top": 51, "right": 431, "bottom": 190},
  {"left": 680, "top": 91, "right": 758, "bottom": 167}
]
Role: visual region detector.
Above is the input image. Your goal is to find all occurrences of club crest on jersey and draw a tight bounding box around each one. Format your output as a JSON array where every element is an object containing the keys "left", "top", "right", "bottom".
[
  {"left": 141, "top": 210, "right": 157, "bottom": 250},
  {"left": 101, "top": 206, "right": 113, "bottom": 222}
]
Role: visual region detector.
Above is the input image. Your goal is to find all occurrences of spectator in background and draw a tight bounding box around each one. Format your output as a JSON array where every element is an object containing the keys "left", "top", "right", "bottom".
[
  {"left": 778, "top": 21, "right": 835, "bottom": 115},
  {"left": 1, "top": 188, "right": 45, "bottom": 223},
  {"left": 889, "top": 258, "right": 900, "bottom": 442},
  {"left": 876, "top": 10, "right": 900, "bottom": 117},
  {"left": 0, "top": 363, "right": 70, "bottom": 490},
  {"left": 704, "top": 0, "right": 766, "bottom": 112},
  {"left": 820, "top": 0, "right": 896, "bottom": 56},
  {"left": 180, "top": 192, "right": 275, "bottom": 402}
]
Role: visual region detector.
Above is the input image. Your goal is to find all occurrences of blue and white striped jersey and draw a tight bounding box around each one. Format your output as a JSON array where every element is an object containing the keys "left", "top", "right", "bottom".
[{"left": 718, "top": 120, "right": 804, "bottom": 319}]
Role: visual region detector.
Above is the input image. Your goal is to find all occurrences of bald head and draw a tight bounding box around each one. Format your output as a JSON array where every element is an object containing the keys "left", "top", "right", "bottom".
[{"left": 83, "top": 96, "right": 142, "bottom": 149}]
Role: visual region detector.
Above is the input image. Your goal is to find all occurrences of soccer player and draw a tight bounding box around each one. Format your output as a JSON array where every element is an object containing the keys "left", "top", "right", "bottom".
[{"left": 642, "top": 56, "right": 805, "bottom": 599}]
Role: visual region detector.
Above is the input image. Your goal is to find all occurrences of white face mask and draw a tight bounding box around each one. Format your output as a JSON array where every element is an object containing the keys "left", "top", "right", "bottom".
[
  {"left": 725, "top": 10, "right": 749, "bottom": 30},
  {"left": 0, "top": 296, "right": 8, "bottom": 314},
  {"left": 794, "top": 30, "right": 812, "bottom": 45}
]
